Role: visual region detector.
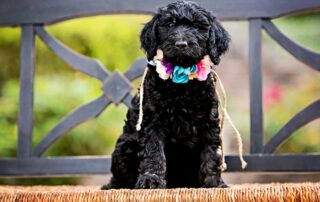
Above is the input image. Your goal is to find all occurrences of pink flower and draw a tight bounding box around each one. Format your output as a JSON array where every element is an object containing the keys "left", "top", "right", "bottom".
[
  {"left": 264, "top": 84, "right": 283, "bottom": 108},
  {"left": 196, "top": 56, "right": 212, "bottom": 81},
  {"left": 154, "top": 49, "right": 163, "bottom": 61},
  {"left": 156, "top": 61, "right": 170, "bottom": 80}
]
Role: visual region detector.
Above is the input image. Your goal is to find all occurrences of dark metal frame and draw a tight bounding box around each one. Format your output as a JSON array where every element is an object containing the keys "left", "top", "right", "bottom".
[{"left": 0, "top": 0, "right": 319, "bottom": 177}]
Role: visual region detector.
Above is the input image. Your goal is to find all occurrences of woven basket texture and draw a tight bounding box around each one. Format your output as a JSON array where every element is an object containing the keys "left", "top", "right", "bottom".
[{"left": 0, "top": 183, "right": 319, "bottom": 202}]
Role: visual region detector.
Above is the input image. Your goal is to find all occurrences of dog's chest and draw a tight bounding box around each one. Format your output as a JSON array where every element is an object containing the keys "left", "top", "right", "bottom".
[
  {"left": 166, "top": 96, "right": 211, "bottom": 143},
  {"left": 153, "top": 89, "right": 214, "bottom": 146},
  {"left": 144, "top": 74, "right": 217, "bottom": 146}
]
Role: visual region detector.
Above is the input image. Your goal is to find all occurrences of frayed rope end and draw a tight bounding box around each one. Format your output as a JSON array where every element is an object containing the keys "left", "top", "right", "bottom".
[
  {"left": 136, "top": 125, "right": 141, "bottom": 131},
  {"left": 220, "top": 162, "right": 227, "bottom": 172},
  {"left": 241, "top": 159, "right": 247, "bottom": 169},
  {"left": 212, "top": 68, "right": 248, "bottom": 171}
]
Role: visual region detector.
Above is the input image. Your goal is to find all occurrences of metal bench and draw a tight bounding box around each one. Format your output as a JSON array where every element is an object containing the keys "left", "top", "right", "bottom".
[{"left": 0, "top": 0, "right": 319, "bottom": 177}]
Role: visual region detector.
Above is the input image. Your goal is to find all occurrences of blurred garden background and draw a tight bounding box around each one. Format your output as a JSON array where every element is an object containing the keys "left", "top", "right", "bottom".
[{"left": 0, "top": 12, "right": 319, "bottom": 185}]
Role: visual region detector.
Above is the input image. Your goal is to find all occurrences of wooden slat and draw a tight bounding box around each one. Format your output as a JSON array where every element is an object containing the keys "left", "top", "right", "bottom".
[
  {"left": 0, "top": 0, "right": 320, "bottom": 26},
  {"left": 1, "top": 155, "right": 320, "bottom": 177},
  {"left": 35, "top": 26, "right": 110, "bottom": 81},
  {"left": 17, "top": 25, "right": 35, "bottom": 159},
  {"left": 225, "top": 154, "right": 320, "bottom": 172},
  {"left": 0, "top": 157, "right": 110, "bottom": 177},
  {"left": 263, "top": 100, "right": 320, "bottom": 153},
  {"left": 33, "top": 95, "right": 111, "bottom": 157},
  {"left": 262, "top": 20, "right": 320, "bottom": 71},
  {"left": 122, "top": 94, "right": 134, "bottom": 108},
  {"left": 248, "top": 19, "right": 263, "bottom": 154},
  {"left": 124, "top": 58, "right": 147, "bottom": 81}
]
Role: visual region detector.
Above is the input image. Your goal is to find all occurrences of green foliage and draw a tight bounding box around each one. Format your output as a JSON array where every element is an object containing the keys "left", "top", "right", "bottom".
[
  {"left": 41, "top": 15, "right": 150, "bottom": 73},
  {"left": 263, "top": 12, "right": 320, "bottom": 153},
  {"left": 0, "top": 28, "right": 21, "bottom": 88},
  {"left": 0, "top": 15, "right": 151, "bottom": 158},
  {"left": 0, "top": 15, "right": 150, "bottom": 185},
  {"left": 274, "top": 12, "right": 320, "bottom": 52},
  {"left": 0, "top": 75, "right": 129, "bottom": 157},
  {"left": 264, "top": 77, "right": 320, "bottom": 153}
]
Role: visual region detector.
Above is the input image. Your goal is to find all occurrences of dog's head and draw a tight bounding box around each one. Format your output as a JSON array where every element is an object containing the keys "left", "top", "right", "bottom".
[{"left": 140, "top": 0, "right": 230, "bottom": 67}]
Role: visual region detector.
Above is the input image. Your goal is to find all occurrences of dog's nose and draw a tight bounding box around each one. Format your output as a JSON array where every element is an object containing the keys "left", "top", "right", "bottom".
[{"left": 175, "top": 41, "right": 188, "bottom": 48}]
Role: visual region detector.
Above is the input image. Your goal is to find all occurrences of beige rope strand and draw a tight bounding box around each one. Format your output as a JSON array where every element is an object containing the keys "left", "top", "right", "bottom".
[
  {"left": 136, "top": 67, "right": 149, "bottom": 131},
  {"left": 211, "top": 69, "right": 247, "bottom": 169},
  {"left": 215, "top": 89, "right": 227, "bottom": 171},
  {"left": 225, "top": 108, "right": 247, "bottom": 169}
]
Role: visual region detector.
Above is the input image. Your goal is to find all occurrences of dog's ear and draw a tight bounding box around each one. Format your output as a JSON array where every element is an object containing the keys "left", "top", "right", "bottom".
[
  {"left": 140, "top": 15, "right": 159, "bottom": 60},
  {"left": 207, "top": 13, "right": 230, "bottom": 65}
]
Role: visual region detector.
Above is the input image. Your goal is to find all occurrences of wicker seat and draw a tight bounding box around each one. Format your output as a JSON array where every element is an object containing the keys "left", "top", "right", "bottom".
[{"left": 1, "top": 183, "right": 319, "bottom": 202}]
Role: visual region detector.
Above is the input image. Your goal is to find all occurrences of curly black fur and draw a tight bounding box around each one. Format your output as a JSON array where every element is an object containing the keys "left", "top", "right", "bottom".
[{"left": 102, "top": 0, "right": 230, "bottom": 189}]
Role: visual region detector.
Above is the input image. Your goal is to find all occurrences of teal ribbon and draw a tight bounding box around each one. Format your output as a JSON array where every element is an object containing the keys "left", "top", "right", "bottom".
[{"left": 172, "top": 65, "right": 197, "bottom": 84}]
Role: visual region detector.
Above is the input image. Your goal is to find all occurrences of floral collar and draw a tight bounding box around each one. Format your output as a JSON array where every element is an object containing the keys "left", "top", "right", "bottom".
[{"left": 148, "top": 49, "right": 213, "bottom": 84}]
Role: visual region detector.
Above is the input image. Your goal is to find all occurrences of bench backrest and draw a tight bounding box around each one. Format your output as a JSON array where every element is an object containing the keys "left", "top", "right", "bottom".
[{"left": 0, "top": 0, "right": 319, "bottom": 177}]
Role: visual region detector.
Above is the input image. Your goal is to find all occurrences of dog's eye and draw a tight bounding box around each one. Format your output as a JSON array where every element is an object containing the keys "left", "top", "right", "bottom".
[
  {"left": 167, "top": 19, "right": 176, "bottom": 27},
  {"left": 159, "top": 21, "right": 174, "bottom": 28}
]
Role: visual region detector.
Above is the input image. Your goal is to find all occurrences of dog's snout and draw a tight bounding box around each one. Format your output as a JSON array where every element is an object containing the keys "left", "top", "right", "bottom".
[{"left": 175, "top": 41, "right": 188, "bottom": 48}]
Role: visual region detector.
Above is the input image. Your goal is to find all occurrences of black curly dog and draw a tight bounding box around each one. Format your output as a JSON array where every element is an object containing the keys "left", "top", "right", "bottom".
[{"left": 102, "top": 0, "right": 230, "bottom": 189}]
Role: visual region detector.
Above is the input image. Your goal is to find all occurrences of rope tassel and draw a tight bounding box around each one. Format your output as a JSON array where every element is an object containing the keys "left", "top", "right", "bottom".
[
  {"left": 211, "top": 69, "right": 247, "bottom": 170},
  {"left": 136, "top": 67, "right": 149, "bottom": 131}
]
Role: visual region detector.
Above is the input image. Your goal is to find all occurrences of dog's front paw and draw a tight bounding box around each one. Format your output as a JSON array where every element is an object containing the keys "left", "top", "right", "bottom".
[
  {"left": 101, "top": 183, "right": 113, "bottom": 190},
  {"left": 217, "top": 181, "right": 229, "bottom": 188},
  {"left": 135, "top": 173, "right": 166, "bottom": 189},
  {"left": 202, "top": 175, "right": 228, "bottom": 188}
]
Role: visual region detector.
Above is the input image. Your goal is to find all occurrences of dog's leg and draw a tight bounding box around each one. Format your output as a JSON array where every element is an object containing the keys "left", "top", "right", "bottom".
[
  {"left": 135, "top": 131, "right": 167, "bottom": 189},
  {"left": 101, "top": 132, "right": 139, "bottom": 189},
  {"left": 199, "top": 143, "right": 228, "bottom": 188}
]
